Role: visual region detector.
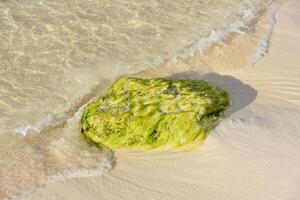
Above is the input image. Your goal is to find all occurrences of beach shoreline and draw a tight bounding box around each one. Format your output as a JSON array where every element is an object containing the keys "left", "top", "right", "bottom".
[{"left": 24, "top": 0, "right": 300, "bottom": 199}]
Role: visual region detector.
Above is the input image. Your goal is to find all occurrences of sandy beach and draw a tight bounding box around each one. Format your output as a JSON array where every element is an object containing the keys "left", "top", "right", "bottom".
[{"left": 21, "top": 0, "right": 300, "bottom": 199}]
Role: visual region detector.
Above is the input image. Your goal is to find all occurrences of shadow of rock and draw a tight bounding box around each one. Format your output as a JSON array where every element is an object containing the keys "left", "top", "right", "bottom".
[{"left": 166, "top": 72, "right": 257, "bottom": 116}]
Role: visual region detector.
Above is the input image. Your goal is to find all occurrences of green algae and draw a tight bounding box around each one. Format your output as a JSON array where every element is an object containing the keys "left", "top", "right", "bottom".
[{"left": 81, "top": 77, "right": 230, "bottom": 150}]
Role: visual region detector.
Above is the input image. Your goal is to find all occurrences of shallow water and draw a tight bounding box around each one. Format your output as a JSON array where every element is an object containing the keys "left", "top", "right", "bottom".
[{"left": 0, "top": 0, "right": 274, "bottom": 198}]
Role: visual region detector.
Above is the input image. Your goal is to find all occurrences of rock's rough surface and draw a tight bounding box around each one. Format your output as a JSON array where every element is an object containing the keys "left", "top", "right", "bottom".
[{"left": 81, "top": 77, "right": 230, "bottom": 150}]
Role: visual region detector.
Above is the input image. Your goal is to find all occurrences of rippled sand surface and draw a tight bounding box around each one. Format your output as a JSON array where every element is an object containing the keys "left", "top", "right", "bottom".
[{"left": 0, "top": 0, "right": 274, "bottom": 198}]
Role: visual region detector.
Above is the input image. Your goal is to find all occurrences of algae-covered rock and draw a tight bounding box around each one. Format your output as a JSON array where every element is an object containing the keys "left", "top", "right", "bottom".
[{"left": 81, "top": 77, "right": 230, "bottom": 150}]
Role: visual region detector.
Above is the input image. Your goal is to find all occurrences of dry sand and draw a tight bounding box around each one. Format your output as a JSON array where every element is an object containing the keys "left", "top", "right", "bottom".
[{"left": 25, "top": 0, "right": 300, "bottom": 199}]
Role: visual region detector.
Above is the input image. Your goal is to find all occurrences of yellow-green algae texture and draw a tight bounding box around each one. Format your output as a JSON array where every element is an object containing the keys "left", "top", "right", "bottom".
[{"left": 81, "top": 77, "right": 230, "bottom": 150}]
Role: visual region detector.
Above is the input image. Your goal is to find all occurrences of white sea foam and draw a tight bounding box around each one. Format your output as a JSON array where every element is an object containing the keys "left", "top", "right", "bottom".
[
  {"left": 13, "top": 113, "right": 66, "bottom": 136},
  {"left": 250, "top": 5, "right": 278, "bottom": 65},
  {"left": 165, "top": 2, "right": 278, "bottom": 68},
  {"left": 5, "top": 151, "right": 114, "bottom": 200},
  {"left": 5, "top": 101, "right": 115, "bottom": 200},
  {"left": 166, "top": 7, "right": 255, "bottom": 66},
  {"left": 13, "top": 114, "right": 54, "bottom": 136},
  {"left": 45, "top": 155, "right": 113, "bottom": 183}
]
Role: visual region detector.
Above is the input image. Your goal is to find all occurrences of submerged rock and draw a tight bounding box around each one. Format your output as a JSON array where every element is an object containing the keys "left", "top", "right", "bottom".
[{"left": 81, "top": 77, "right": 230, "bottom": 150}]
